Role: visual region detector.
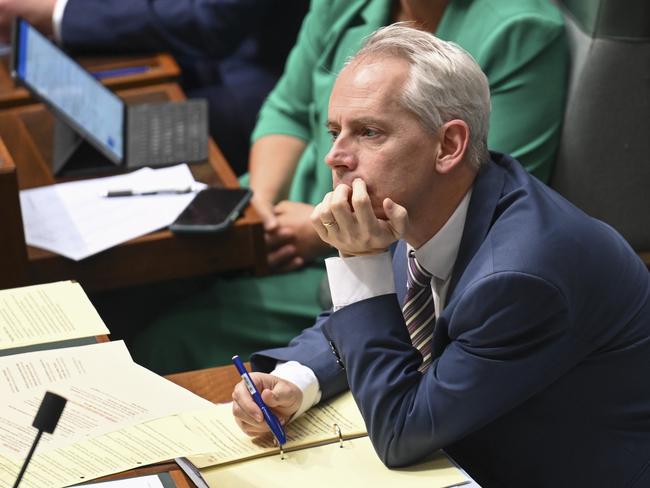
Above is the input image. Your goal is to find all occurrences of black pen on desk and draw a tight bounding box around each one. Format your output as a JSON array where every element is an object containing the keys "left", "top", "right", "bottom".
[{"left": 102, "top": 187, "right": 193, "bottom": 197}]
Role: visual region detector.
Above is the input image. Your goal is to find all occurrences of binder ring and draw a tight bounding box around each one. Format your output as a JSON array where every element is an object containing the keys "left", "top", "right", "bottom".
[
  {"left": 333, "top": 423, "right": 343, "bottom": 448},
  {"left": 274, "top": 437, "right": 286, "bottom": 460}
]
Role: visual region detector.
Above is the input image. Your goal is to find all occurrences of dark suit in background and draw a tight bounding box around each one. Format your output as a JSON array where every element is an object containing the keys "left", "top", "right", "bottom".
[
  {"left": 252, "top": 154, "right": 650, "bottom": 487},
  {"left": 58, "top": 0, "right": 308, "bottom": 175}
]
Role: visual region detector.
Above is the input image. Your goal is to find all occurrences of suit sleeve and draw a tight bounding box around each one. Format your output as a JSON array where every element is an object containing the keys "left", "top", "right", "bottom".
[
  {"left": 251, "top": 308, "right": 349, "bottom": 401},
  {"left": 323, "top": 271, "right": 582, "bottom": 468},
  {"left": 60, "top": 0, "right": 272, "bottom": 58},
  {"left": 480, "top": 13, "right": 569, "bottom": 183}
]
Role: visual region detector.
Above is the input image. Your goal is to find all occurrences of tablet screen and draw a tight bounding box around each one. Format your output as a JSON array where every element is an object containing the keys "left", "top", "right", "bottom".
[{"left": 13, "top": 19, "right": 124, "bottom": 163}]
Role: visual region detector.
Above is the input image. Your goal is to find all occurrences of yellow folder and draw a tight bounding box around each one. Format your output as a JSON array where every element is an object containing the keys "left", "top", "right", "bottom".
[{"left": 178, "top": 392, "right": 469, "bottom": 488}]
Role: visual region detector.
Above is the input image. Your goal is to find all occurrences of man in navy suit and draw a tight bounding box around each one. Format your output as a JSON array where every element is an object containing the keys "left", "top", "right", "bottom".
[
  {"left": 0, "top": 0, "right": 307, "bottom": 175},
  {"left": 231, "top": 25, "right": 650, "bottom": 487}
]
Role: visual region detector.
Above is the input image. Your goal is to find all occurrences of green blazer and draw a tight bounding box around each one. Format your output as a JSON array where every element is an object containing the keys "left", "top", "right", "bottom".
[{"left": 252, "top": 0, "right": 568, "bottom": 203}]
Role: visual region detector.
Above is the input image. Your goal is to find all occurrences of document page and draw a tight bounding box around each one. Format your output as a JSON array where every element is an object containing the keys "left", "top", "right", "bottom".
[
  {"left": 0, "top": 415, "right": 215, "bottom": 488},
  {"left": 185, "top": 391, "right": 367, "bottom": 468},
  {"left": 0, "top": 281, "right": 109, "bottom": 350},
  {"left": 19, "top": 164, "right": 206, "bottom": 261},
  {"left": 0, "top": 341, "right": 213, "bottom": 460},
  {"left": 0, "top": 340, "right": 130, "bottom": 396},
  {"left": 201, "top": 436, "right": 469, "bottom": 488}
]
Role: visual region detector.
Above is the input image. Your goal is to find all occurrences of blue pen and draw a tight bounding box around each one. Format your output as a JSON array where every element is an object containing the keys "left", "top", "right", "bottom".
[{"left": 232, "top": 355, "right": 286, "bottom": 445}]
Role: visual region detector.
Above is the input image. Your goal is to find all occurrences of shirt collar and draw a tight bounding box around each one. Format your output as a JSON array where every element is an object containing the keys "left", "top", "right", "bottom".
[{"left": 408, "top": 189, "right": 473, "bottom": 282}]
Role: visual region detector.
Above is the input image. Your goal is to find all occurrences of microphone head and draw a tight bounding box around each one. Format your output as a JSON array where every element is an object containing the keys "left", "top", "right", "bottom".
[{"left": 32, "top": 391, "right": 67, "bottom": 434}]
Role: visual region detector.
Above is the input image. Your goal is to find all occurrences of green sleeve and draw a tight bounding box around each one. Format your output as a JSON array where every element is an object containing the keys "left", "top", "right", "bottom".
[
  {"left": 251, "top": 0, "right": 334, "bottom": 143},
  {"left": 481, "top": 14, "right": 569, "bottom": 182}
]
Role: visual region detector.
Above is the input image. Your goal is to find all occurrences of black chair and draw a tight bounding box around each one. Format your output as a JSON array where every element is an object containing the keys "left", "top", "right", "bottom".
[{"left": 551, "top": 0, "right": 650, "bottom": 260}]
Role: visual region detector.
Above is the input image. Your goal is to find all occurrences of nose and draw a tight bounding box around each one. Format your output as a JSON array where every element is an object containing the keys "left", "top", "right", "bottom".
[{"left": 325, "top": 135, "right": 357, "bottom": 171}]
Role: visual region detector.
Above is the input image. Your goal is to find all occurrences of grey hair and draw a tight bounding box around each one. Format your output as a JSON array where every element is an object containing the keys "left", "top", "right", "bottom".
[{"left": 346, "top": 23, "right": 491, "bottom": 169}]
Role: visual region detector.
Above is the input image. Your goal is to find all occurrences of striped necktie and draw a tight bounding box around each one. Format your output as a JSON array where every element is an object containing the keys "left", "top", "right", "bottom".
[{"left": 402, "top": 250, "right": 435, "bottom": 372}]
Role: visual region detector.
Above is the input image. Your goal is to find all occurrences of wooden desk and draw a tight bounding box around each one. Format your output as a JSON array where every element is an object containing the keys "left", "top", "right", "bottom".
[
  {"left": 0, "top": 82, "right": 266, "bottom": 292},
  {"left": 166, "top": 363, "right": 241, "bottom": 404},
  {"left": 0, "top": 53, "right": 180, "bottom": 109}
]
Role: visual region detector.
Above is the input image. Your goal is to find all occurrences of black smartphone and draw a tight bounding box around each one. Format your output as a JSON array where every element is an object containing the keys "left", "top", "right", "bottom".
[{"left": 170, "top": 187, "right": 253, "bottom": 234}]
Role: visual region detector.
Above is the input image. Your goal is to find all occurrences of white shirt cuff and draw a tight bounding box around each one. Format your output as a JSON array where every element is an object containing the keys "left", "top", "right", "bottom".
[
  {"left": 271, "top": 361, "right": 321, "bottom": 419},
  {"left": 52, "top": 0, "right": 70, "bottom": 43},
  {"left": 325, "top": 252, "right": 395, "bottom": 310}
]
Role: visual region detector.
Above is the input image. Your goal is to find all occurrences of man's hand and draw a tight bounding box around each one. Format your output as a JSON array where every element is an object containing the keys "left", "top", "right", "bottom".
[
  {"left": 232, "top": 372, "right": 302, "bottom": 438},
  {"left": 0, "top": 0, "right": 56, "bottom": 42},
  {"left": 311, "top": 178, "right": 408, "bottom": 257}
]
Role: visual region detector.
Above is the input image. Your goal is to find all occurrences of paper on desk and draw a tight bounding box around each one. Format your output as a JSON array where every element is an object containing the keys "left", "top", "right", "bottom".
[
  {"left": 181, "top": 391, "right": 367, "bottom": 468},
  {"left": 0, "top": 414, "right": 216, "bottom": 488},
  {"left": 0, "top": 341, "right": 213, "bottom": 460},
  {"left": 0, "top": 281, "right": 109, "bottom": 351},
  {"left": 19, "top": 164, "right": 206, "bottom": 261},
  {"left": 0, "top": 339, "right": 131, "bottom": 396},
  {"left": 201, "top": 436, "right": 469, "bottom": 488}
]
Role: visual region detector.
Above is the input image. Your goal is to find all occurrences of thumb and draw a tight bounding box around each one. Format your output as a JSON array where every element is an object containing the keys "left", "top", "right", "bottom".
[
  {"left": 262, "top": 380, "right": 297, "bottom": 408},
  {"left": 383, "top": 198, "right": 408, "bottom": 238}
]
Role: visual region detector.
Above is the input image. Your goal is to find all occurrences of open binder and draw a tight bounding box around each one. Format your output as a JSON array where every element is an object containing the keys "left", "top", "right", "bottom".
[{"left": 175, "top": 392, "right": 470, "bottom": 488}]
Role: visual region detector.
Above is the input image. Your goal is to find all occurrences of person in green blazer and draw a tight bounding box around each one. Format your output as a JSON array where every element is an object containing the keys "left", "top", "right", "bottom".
[{"left": 132, "top": 0, "right": 568, "bottom": 374}]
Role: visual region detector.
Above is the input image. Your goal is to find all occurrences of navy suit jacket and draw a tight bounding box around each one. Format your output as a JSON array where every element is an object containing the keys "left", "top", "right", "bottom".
[
  {"left": 59, "top": 0, "right": 308, "bottom": 174},
  {"left": 252, "top": 153, "right": 650, "bottom": 487}
]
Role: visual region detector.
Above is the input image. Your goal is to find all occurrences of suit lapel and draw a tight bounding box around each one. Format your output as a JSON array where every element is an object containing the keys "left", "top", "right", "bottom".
[
  {"left": 392, "top": 156, "right": 506, "bottom": 358},
  {"left": 394, "top": 156, "right": 506, "bottom": 307},
  {"left": 430, "top": 158, "right": 506, "bottom": 358},
  {"left": 447, "top": 156, "right": 506, "bottom": 301},
  {"left": 393, "top": 241, "right": 408, "bottom": 306}
]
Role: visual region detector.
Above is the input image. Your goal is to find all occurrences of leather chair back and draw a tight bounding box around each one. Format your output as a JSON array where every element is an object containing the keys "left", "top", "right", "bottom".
[{"left": 551, "top": 0, "right": 650, "bottom": 252}]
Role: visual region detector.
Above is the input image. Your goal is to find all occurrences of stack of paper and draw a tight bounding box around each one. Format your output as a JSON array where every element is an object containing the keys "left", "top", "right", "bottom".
[
  {"left": 0, "top": 280, "right": 221, "bottom": 487},
  {"left": 19, "top": 164, "right": 206, "bottom": 261},
  {"left": 0, "top": 341, "right": 216, "bottom": 488}
]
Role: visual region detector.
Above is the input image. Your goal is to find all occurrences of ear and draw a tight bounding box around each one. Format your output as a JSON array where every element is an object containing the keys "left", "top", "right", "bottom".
[{"left": 435, "top": 120, "right": 470, "bottom": 174}]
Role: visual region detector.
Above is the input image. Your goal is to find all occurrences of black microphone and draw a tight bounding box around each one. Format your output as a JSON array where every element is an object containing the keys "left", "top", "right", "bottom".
[{"left": 13, "top": 391, "right": 67, "bottom": 488}]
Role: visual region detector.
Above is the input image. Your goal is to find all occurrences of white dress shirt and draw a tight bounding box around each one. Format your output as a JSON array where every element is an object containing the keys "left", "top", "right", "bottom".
[{"left": 273, "top": 190, "right": 473, "bottom": 418}]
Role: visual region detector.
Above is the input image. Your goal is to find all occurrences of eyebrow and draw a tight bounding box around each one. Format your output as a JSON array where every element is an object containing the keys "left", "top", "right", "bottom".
[{"left": 325, "top": 116, "right": 388, "bottom": 129}]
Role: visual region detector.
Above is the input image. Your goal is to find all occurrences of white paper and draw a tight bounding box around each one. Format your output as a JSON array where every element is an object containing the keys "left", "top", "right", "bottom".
[
  {"left": 0, "top": 415, "right": 216, "bottom": 488},
  {"left": 19, "top": 164, "right": 206, "bottom": 261},
  {"left": 0, "top": 341, "right": 213, "bottom": 460},
  {"left": 0, "top": 340, "right": 131, "bottom": 396}
]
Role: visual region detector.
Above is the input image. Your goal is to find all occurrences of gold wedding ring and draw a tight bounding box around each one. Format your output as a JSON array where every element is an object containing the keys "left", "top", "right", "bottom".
[{"left": 322, "top": 220, "right": 337, "bottom": 228}]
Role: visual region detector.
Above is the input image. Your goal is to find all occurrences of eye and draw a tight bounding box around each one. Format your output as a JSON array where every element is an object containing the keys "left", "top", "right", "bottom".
[
  {"left": 361, "top": 127, "right": 379, "bottom": 138},
  {"left": 328, "top": 129, "right": 339, "bottom": 141}
]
